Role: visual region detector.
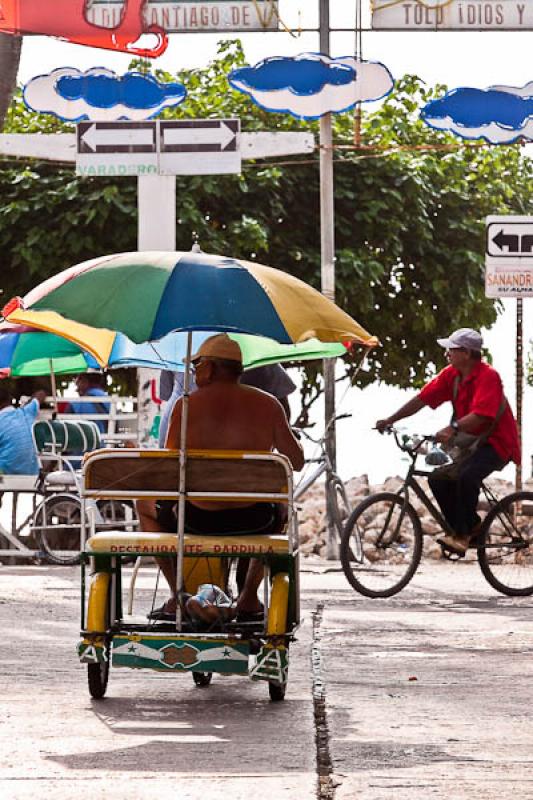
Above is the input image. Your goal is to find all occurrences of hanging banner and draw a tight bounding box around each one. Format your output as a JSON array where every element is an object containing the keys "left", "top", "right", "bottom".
[
  {"left": 23, "top": 68, "right": 187, "bottom": 122},
  {"left": 88, "top": 1, "right": 280, "bottom": 32},
  {"left": 372, "top": 0, "right": 533, "bottom": 30},
  {"left": 420, "top": 83, "right": 533, "bottom": 144},
  {"left": 229, "top": 53, "right": 393, "bottom": 120}
]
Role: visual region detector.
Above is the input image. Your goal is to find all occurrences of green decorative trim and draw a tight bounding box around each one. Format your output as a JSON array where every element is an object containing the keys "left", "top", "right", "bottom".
[
  {"left": 78, "top": 638, "right": 108, "bottom": 664},
  {"left": 250, "top": 644, "right": 289, "bottom": 685},
  {"left": 111, "top": 635, "right": 249, "bottom": 674}
]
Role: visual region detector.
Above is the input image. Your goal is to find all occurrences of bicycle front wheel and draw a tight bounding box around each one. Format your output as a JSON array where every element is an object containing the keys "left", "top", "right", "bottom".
[
  {"left": 327, "top": 474, "right": 352, "bottom": 541},
  {"left": 477, "top": 491, "right": 533, "bottom": 596},
  {"left": 340, "top": 492, "right": 423, "bottom": 598}
]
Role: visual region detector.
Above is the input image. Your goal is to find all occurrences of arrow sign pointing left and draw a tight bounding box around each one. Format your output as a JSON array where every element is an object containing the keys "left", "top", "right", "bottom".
[
  {"left": 486, "top": 218, "right": 533, "bottom": 260},
  {"left": 492, "top": 229, "right": 519, "bottom": 253},
  {"left": 78, "top": 122, "right": 156, "bottom": 153},
  {"left": 486, "top": 215, "right": 533, "bottom": 299}
]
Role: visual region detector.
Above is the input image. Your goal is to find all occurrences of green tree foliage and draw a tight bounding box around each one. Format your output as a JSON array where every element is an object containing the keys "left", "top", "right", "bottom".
[{"left": 1, "top": 41, "right": 532, "bottom": 398}]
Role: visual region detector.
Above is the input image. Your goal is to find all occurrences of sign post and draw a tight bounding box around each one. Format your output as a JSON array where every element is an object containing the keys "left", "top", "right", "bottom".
[
  {"left": 319, "top": 0, "right": 338, "bottom": 560},
  {"left": 485, "top": 215, "right": 533, "bottom": 490}
]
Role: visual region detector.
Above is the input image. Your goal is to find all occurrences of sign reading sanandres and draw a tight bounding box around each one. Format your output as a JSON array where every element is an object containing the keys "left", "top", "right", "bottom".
[{"left": 485, "top": 216, "right": 533, "bottom": 299}]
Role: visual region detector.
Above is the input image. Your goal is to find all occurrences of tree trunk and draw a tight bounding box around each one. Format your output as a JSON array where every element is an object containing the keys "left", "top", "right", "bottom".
[{"left": 0, "top": 33, "right": 22, "bottom": 130}]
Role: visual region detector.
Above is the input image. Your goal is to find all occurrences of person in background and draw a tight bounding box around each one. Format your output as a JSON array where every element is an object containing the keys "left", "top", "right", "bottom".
[
  {"left": 158, "top": 362, "right": 296, "bottom": 447},
  {"left": 64, "top": 373, "right": 110, "bottom": 434},
  {"left": 0, "top": 387, "right": 45, "bottom": 475}
]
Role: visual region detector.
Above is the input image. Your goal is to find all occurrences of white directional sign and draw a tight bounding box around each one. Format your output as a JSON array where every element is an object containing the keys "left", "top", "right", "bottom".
[
  {"left": 372, "top": 0, "right": 533, "bottom": 30},
  {"left": 485, "top": 216, "right": 533, "bottom": 298},
  {"left": 76, "top": 119, "right": 241, "bottom": 176},
  {"left": 77, "top": 122, "right": 158, "bottom": 176},
  {"left": 159, "top": 120, "right": 240, "bottom": 175}
]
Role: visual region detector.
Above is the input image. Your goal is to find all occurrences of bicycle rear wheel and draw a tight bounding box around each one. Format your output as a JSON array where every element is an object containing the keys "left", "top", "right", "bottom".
[
  {"left": 340, "top": 492, "right": 423, "bottom": 598},
  {"left": 477, "top": 491, "right": 533, "bottom": 596},
  {"left": 34, "top": 494, "right": 83, "bottom": 566}
]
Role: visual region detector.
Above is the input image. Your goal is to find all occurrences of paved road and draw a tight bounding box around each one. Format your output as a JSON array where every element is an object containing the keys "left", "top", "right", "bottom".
[
  {"left": 306, "top": 561, "right": 533, "bottom": 800},
  {"left": 1, "top": 560, "right": 533, "bottom": 799}
]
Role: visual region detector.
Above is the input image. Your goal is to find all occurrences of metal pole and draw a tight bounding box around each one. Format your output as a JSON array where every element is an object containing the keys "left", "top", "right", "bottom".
[
  {"left": 319, "top": 0, "right": 338, "bottom": 559},
  {"left": 516, "top": 298, "right": 523, "bottom": 491}
]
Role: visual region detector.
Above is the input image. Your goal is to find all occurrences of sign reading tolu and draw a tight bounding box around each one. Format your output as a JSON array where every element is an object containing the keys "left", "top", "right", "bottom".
[
  {"left": 372, "top": 0, "right": 533, "bottom": 30},
  {"left": 88, "top": 1, "right": 279, "bottom": 32}
]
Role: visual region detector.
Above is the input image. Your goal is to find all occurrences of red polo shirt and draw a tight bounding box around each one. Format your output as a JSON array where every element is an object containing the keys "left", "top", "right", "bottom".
[{"left": 418, "top": 362, "right": 520, "bottom": 465}]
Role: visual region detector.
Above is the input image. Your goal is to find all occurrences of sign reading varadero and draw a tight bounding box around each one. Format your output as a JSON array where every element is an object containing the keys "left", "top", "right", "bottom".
[
  {"left": 372, "top": 0, "right": 533, "bottom": 30},
  {"left": 89, "top": 0, "right": 279, "bottom": 32}
]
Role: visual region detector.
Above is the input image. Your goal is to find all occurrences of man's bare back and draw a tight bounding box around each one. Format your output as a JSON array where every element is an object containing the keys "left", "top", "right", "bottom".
[{"left": 166, "top": 382, "right": 303, "bottom": 508}]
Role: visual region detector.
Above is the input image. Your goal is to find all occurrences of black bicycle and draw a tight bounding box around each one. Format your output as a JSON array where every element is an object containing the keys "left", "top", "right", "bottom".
[{"left": 340, "top": 427, "right": 533, "bottom": 598}]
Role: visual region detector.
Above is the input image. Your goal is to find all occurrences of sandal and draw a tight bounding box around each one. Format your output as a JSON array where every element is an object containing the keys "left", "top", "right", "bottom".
[{"left": 147, "top": 601, "right": 176, "bottom": 621}]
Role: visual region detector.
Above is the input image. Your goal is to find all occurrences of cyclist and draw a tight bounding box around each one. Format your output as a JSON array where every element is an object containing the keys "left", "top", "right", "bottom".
[{"left": 375, "top": 328, "right": 520, "bottom": 556}]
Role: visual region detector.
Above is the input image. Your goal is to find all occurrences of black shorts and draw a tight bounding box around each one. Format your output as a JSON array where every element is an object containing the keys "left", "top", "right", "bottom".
[{"left": 155, "top": 500, "right": 280, "bottom": 536}]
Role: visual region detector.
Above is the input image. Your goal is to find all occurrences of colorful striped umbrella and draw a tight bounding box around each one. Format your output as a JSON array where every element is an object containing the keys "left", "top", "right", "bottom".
[
  {"left": 3, "top": 249, "right": 378, "bottom": 628},
  {"left": 0, "top": 324, "right": 348, "bottom": 377},
  {"left": 3, "top": 251, "right": 378, "bottom": 359}
]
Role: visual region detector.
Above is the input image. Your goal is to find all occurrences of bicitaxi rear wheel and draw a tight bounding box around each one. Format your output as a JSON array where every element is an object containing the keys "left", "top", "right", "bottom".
[
  {"left": 340, "top": 492, "right": 423, "bottom": 598},
  {"left": 192, "top": 671, "right": 213, "bottom": 687},
  {"left": 477, "top": 491, "right": 533, "bottom": 596}
]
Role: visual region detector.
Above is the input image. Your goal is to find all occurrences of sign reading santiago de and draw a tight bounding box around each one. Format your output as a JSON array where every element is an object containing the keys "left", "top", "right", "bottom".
[
  {"left": 372, "top": 0, "right": 533, "bottom": 30},
  {"left": 87, "top": 0, "right": 279, "bottom": 32},
  {"left": 485, "top": 216, "right": 533, "bottom": 298}
]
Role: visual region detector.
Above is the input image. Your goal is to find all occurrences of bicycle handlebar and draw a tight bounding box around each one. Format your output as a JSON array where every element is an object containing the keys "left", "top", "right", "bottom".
[
  {"left": 379, "top": 426, "right": 437, "bottom": 455},
  {"left": 293, "top": 413, "right": 352, "bottom": 445}
]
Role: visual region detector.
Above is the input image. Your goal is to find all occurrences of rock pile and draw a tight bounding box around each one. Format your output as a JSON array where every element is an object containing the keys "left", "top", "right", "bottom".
[{"left": 298, "top": 473, "right": 530, "bottom": 560}]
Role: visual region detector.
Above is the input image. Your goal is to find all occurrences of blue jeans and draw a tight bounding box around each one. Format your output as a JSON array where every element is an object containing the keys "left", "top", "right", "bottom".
[{"left": 428, "top": 444, "right": 506, "bottom": 536}]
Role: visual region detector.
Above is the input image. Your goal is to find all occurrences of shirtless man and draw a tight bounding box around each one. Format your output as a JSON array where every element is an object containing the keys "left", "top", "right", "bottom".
[{"left": 137, "top": 334, "right": 304, "bottom": 620}]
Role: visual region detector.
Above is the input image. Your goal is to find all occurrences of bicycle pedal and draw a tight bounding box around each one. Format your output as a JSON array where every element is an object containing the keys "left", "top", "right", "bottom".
[{"left": 439, "top": 543, "right": 466, "bottom": 560}]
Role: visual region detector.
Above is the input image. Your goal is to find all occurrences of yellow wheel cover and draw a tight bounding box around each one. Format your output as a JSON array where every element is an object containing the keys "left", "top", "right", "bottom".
[
  {"left": 267, "top": 572, "right": 290, "bottom": 635},
  {"left": 87, "top": 572, "right": 111, "bottom": 632}
]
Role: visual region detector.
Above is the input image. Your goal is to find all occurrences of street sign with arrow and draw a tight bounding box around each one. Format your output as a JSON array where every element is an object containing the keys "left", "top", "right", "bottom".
[
  {"left": 486, "top": 215, "right": 533, "bottom": 298},
  {"left": 77, "top": 121, "right": 158, "bottom": 176},
  {"left": 159, "top": 119, "right": 240, "bottom": 175},
  {"left": 76, "top": 119, "right": 241, "bottom": 176}
]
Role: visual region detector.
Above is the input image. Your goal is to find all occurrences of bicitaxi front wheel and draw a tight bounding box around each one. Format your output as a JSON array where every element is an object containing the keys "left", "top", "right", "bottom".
[
  {"left": 477, "top": 491, "right": 533, "bottom": 596},
  {"left": 340, "top": 492, "right": 423, "bottom": 598}
]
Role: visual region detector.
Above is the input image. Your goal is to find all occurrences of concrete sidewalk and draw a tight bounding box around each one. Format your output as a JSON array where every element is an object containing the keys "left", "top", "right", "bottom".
[
  {"left": 1, "top": 560, "right": 533, "bottom": 798},
  {"left": 303, "top": 560, "right": 533, "bottom": 800}
]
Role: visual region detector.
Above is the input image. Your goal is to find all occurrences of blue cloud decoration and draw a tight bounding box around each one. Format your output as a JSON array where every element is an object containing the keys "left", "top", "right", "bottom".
[
  {"left": 23, "top": 67, "right": 187, "bottom": 122},
  {"left": 228, "top": 53, "right": 394, "bottom": 120},
  {"left": 420, "top": 83, "right": 533, "bottom": 144}
]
